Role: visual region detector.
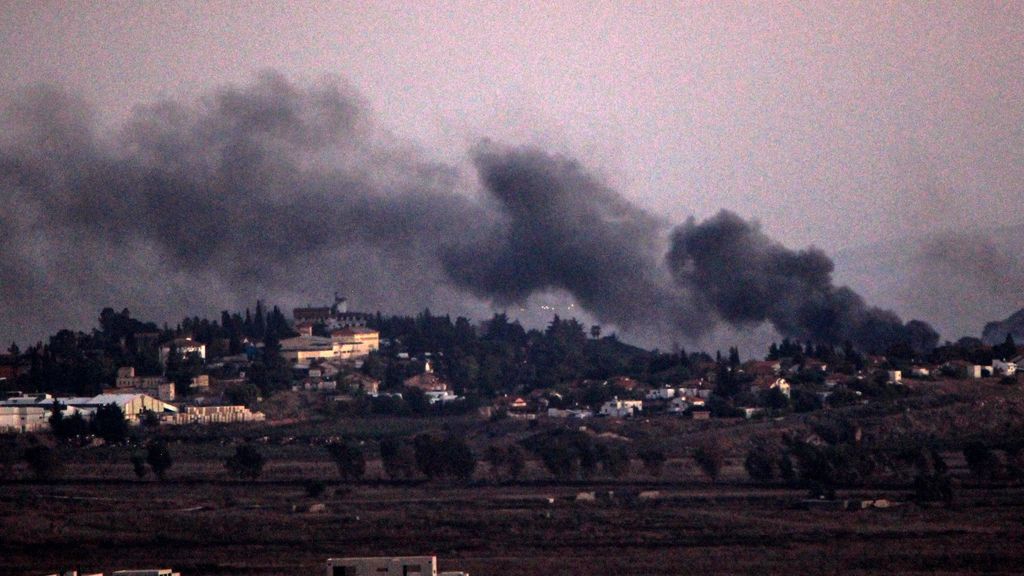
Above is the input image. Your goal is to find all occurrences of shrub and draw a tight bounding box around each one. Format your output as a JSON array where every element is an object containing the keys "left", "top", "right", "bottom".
[
  {"left": 963, "top": 442, "right": 1003, "bottom": 480},
  {"left": 744, "top": 447, "right": 775, "bottom": 482},
  {"left": 638, "top": 449, "right": 667, "bottom": 477},
  {"left": 326, "top": 441, "right": 366, "bottom": 481},
  {"left": 91, "top": 403, "right": 129, "bottom": 444},
  {"left": 693, "top": 442, "right": 724, "bottom": 482},
  {"left": 146, "top": 440, "right": 173, "bottom": 480},
  {"left": 304, "top": 479, "right": 326, "bottom": 498},
  {"left": 130, "top": 452, "right": 149, "bottom": 479},
  {"left": 598, "top": 444, "right": 630, "bottom": 479},
  {"left": 225, "top": 444, "right": 265, "bottom": 480},
  {"left": 505, "top": 445, "right": 526, "bottom": 480},
  {"left": 379, "top": 437, "right": 416, "bottom": 480},
  {"left": 413, "top": 434, "right": 476, "bottom": 481},
  {"left": 22, "top": 444, "right": 62, "bottom": 481}
]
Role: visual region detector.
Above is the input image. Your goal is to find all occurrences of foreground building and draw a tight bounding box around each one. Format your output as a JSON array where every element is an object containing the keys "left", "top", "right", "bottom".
[
  {"left": 0, "top": 392, "right": 177, "bottom": 429},
  {"left": 326, "top": 556, "right": 468, "bottom": 576}
]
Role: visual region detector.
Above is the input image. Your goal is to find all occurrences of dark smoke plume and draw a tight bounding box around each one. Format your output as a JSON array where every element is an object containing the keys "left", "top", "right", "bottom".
[
  {"left": 1, "top": 72, "right": 939, "bottom": 353},
  {"left": 444, "top": 145, "right": 704, "bottom": 335},
  {"left": 667, "top": 211, "right": 939, "bottom": 353},
  {"left": 0, "top": 73, "right": 485, "bottom": 344}
]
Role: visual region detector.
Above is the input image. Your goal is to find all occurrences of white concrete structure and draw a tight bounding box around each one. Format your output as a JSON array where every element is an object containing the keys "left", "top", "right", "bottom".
[
  {"left": 599, "top": 397, "right": 643, "bottom": 418},
  {"left": 425, "top": 390, "right": 461, "bottom": 404},
  {"left": 0, "top": 405, "right": 50, "bottom": 433},
  {"left": 547, "top": 408, "right": 593, "bottom": 419},
  {"left": 645, "top": 387, "right": 677, "bottom": 400},
  {"left": 668, "top": 396, "right": 704, "bottom": 414},
  {"left": 280, "top": 331, "right": 379, "bottom": 363},
  {"left": 992, "top": 359, "right": 1017, "bottom": 376},
  {"left": 65, "top": 393, "right": 178, "bottom": 422},
  {"left": 326, "top": 556, "right": 437, "bottom": 576},
  {"left": 159, "top": 338, "right": 206, "bottom": 364},
  {"left": 115, "top": 367, "right": 168, "bottom": 390},
  {"left": 162, "top": 405, "right": 264, "bottom": 425}
]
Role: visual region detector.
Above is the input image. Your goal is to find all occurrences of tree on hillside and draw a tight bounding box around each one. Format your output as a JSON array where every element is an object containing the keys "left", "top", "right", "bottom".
[
  {"left": 598, "top": 444, "right": 631, "bottom": 479},
  {"left": 91, "top": 403, "right": 129, "bottom": 444},
  {"left": 225, "top": 444, "right": 265, "bottom": 480},
  {"left": 638, "top": 449, "right": 667, "bottom": 477},
  {"left": 130, "top": 452, "right": 149, "bottom": 479},
  {"left": 744, "top": 445, "right": 776, "bottom": 482},
  {"left": 963, "top": 442, "right": 1004, "bottom": 481},
  {"left": 146, "top": 440, "right": 173, "bottom": 481},
  {"left": 693, "top": 442, "right": 725, "bottom": 482},
  {"left": 22, "top": 444, "right": 62, "bottom": 481},
  {"left": 994, "top": 334, "right": 1017, "bottom": 360},
  {"left": 485, "top": 444, "right": 527, "bottom": 481},
  {"left": 485, "top": 445, "right": 507, "bottom": 479},
  {"left": 505, "top": 445, "right": 526, "bottom": 481},
  {"left": 413, "top": 434, "right": 476, "bottom": 481},
  {"left": 327, "top": 441, "right": 366, "bottom": 481},
  {"left": 379, "top": 437, "right": 416, "bottom": 480}
]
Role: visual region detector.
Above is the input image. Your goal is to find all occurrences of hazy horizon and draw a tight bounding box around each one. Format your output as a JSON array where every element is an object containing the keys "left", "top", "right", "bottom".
[{"left": 2, "top": 2, "right": 1023, "bottom": 352}]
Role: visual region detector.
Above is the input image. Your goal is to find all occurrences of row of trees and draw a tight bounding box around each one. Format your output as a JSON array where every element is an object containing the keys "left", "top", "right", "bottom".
[
  {"left": 364, "top": 311, "right": 713, "bottom": 399},
  {"left": 3, "top": 302, "right": 297, "bottom": 397}
]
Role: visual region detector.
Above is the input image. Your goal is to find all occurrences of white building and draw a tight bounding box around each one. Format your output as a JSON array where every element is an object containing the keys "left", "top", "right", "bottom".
[
  {"left": 280, "top": 330, "right": 379, "bottom": 363},
  {"left": 424, "top": 390, "right": 461, "bottom": 404},
  {"left": 645, "top": 387, "right": 677, "bottom": 400},
  {"left": 547, "top": 408, "right": 593, "bottom": 419},
  {"left": 326, "top": 556, "right": 438, "bottom": 576},
  {"left": 0, "top": 393, "right": 93, "bottom": 432},
  {"left": 599, "top": 397, "right": 643, "bottom": 418},
  {"left": 0, "top": 405, "right": 50, "bottom": 433},
  {"left": 992, "top": 359, "right": 1017, "bottom": 376},
  {"left": 115, "top": 367, "right": 167, "bottom": 390},
  {"left": 668, "top": 396, "right": 704, "bottom": 414},
  {"left": 159, "top": 338, "right": 206, "bottom": 364},
  {"left": 65, "top": 393, "right": 178, "bottom": 423}
]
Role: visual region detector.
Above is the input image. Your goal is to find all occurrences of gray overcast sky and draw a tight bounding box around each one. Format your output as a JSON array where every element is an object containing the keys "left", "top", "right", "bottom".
[{"left": 4, "top": 0, "right": 1022, "bottom": 252}]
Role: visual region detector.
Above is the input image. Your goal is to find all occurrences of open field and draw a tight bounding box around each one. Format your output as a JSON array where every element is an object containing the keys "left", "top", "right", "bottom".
[
  {"left": 2, "top": 457, "right": 1024, "bottom": 576},
  {"left": 3, "top": 382, "right": 1024, "bottom": 576}
]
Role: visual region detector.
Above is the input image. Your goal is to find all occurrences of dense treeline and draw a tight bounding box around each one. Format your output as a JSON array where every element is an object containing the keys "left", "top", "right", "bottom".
[
  {"left": 364, "top": 310, "right": 711, "bottom": 399},
  {"left": 2, "top": 303, "right": 296, "bottom": 396}
]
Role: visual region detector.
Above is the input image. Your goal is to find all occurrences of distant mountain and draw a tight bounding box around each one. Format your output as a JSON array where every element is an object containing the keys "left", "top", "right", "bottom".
[
  {"left": 832, "top": 221, "right": 1024, "bottom": 343},
  {"left": 982, "top": 308, "right": 1024, "bottom": 346}
]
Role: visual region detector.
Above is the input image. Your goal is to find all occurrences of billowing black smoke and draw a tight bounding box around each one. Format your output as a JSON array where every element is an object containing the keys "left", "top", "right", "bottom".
[
  {"left": 444, "top": 146, "right": 704, "bottom": 335},
  {"left": 667, "top": 211, "right": 939, "bottom": 353},
  {"left": 0, "top": 73, "right": 485, "bottom": 344},
  {"left": 0, "top": 72, "right": 938, "bottom": 353}
]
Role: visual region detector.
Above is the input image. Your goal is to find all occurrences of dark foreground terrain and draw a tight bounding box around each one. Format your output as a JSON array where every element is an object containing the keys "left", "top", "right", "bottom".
[
  {"left": 4, "top": 380, "right": 1024, "bottom": 576},
  {"left": 3, "top": 463, "right": 1023, "bottom": 575}
]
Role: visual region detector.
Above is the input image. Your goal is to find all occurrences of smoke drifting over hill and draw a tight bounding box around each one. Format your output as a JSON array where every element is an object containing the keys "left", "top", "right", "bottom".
[
  {"left": 667, "top": 212, "right": 939, "bottom": 353},
  {"left": 0, "top": 73, "right": 937, "bottom": 352}
]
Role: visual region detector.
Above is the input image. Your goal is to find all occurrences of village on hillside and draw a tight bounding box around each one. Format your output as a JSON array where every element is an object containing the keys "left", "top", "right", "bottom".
[{"left": 1, "top": 295, "right": 1021, "bottom": 437}]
